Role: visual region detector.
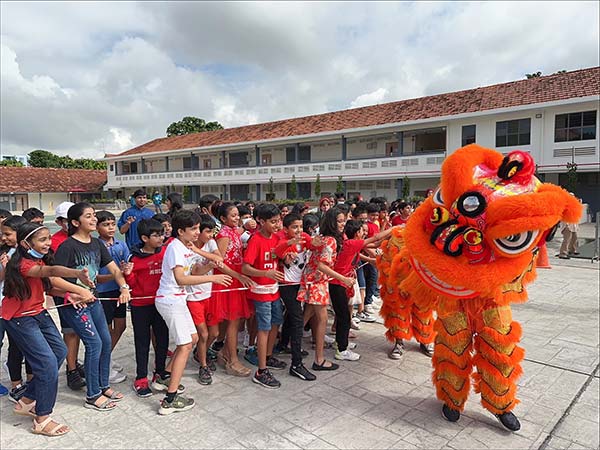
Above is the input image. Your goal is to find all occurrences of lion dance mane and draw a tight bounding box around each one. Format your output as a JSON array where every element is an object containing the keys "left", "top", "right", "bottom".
[{"left": 377, "top": 144, "right": 582, "bottom": 425}]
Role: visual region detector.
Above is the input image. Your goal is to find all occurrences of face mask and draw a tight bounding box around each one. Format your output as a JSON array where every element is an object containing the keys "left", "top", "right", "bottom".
[{"left": 27, "top": 248, "right": 45, "bottom": 259}]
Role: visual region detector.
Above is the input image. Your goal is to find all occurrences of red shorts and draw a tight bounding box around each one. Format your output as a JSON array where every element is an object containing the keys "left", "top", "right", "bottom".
[{"left": 187, "top": 299, "right": 219, "bottom": 327}]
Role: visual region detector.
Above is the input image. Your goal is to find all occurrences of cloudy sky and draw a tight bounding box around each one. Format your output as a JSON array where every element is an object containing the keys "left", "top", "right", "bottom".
[{"left": 1, "top": 1, "right": 598, "bottom": 159}]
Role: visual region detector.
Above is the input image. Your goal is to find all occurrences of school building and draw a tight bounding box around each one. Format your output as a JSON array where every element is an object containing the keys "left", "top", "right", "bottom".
[
  {"left": 0, "top": 167, "right": 107, "bottom": 214},
  {"left": 104, "top": 67, "right": 600, "bottom": 216}
]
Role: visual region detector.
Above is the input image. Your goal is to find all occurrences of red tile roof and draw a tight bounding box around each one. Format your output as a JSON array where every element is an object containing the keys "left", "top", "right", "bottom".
[
  {"left": 114, "top": 67, "right": 600, "bottom": 158},
  {"left": 0, "top": 167, "right": 107, "bottom": 193}
]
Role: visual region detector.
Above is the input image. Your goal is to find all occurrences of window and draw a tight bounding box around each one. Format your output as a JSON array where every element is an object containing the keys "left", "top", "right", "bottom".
[
  {"left": 555, "top": 111, "right": 597, "bottom": 142},
  {"left": 229, "top": 152, "right": 248, "bottom": 168},
  {"left": 285, "top": 146, "right": 311, "bottom": 163},
  {"left": 462, "top": 125, "right": 476, "bottom": 146},
  {"left": 496, "top": 119, "right": 531, "bottom": 147},
  {"left": 109, "top": 164, "right": 114, "bottom": 172},
  {"left": 183, "top": 156, "right": 199, "bottom": 170},
  {"left": 122, "top": 161, "right": 138, "bottom": 174},
  {"left": 261, "top": 154, "right": 272, "bottom": 166},
  {"left": 386, "top": 142, "right": 398, "bottom": 156},
  {"left": 203, "top": 159, "right": 211, "bottom": 169}
]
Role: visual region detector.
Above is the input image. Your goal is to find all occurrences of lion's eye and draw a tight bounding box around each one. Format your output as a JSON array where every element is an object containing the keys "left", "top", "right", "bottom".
[
  {"left": 433, "top": 188, "right": 444, "bottom": 206},
  {"left": 494, "top": 230, "right": 539, "bottom": 255}
]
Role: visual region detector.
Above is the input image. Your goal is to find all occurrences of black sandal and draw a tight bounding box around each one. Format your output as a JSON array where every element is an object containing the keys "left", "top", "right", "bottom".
[{"left": 312, "top": 360, "right": 339, "bottom": 371}]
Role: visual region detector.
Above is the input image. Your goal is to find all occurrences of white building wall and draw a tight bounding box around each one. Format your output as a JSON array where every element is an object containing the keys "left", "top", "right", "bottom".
[{"left": 26, "top": 192, "right": 70, "bottom": 214}]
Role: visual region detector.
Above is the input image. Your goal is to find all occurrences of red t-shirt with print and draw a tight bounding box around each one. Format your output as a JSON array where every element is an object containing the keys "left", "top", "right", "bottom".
[{"left": 243, "top": 232, "right": 280, "bottom": 302}]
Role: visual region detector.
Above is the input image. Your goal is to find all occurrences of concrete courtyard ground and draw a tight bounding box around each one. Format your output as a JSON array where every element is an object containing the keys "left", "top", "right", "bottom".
[{"left": 0, "top": 225, "right": 598, "bottom": 449}]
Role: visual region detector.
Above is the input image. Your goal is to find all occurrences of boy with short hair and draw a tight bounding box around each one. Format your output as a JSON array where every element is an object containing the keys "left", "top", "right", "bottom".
[
  {"left": 96, "top": 210, "right": 130, "bottom": 384},
  {"left": 242, "top": 204, "right": 287, "bottom": 389},
  {"left": 186, "top": 214, "right": 224, "bottom": 386},
  {"left": 274, "top": 213, "right": 317, "bottom": 381},
  {"left": 22, "top": 207, "right": 44, "bottom": 224},
  {"left": 155, "top": 210, "right": 232, "bottom": 414},
  {"left": 121, "top": 219, "right": 171, "bottom": 397},
  {"left": 152, "top": 213, "right": 173, "bottom": 242}
]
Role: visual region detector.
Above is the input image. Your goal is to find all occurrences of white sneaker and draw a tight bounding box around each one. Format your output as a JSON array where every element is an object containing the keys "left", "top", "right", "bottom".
[
  {"left": 335, "top": 349, "right": 360, "bottom": 361},
  {"left": 109, "top": 368, "right": 127, "bottom": 384},
  {"left": 323, "top": 335, "right": 335, "bottom": 346},
  {"left": 364, "top": 304, "right": 376, "bottom": 315},
  {"left": 350, "top": 320, "right": 361, "bottom": 330},
  {"left": 334, "top": 341, "right": 358, "bottom": 351},
  {"left": 112, "top": 362, "right": 124, "bottom": 373},
  {"left": 356, "top": 312, "right": 376, "bottom": 323}
]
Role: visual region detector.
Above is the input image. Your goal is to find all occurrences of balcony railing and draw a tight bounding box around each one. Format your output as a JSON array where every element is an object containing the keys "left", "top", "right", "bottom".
[{"left": 110, "top": 153, "right": 446, "bottom": 187}]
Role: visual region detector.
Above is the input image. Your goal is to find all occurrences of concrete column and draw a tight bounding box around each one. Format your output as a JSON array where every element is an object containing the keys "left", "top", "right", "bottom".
[
  {"left": 397, "top": 132, "right": 404, "bottom": 156},
  {"left": 221, "top": 151, "right": 226, "bottom": 168},
  {"left": 295, "top": 143, "right": 300, "bottom": 163},
  {"left": 140, "top": 158, "right": 145, "bottom": 173}
]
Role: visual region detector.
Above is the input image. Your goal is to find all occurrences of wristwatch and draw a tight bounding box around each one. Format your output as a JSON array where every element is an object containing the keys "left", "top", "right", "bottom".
[{"left": 120, "top": 284, "right": 130, "bottom": 291}]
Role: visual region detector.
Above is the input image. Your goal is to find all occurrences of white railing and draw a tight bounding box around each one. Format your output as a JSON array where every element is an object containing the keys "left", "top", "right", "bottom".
[{"left": 108, "top": 154, "right": 446, "bottom": 188}]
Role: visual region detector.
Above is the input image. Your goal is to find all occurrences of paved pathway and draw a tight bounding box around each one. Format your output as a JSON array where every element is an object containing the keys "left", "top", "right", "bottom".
[{"left": 1, "top": 255, "right": 598, "bottom": 449}]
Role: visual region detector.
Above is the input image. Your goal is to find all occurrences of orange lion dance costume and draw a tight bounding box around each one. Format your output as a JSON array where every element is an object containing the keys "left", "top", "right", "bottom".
[{"left": 378, "top": 144, "right": 582, "bottom": 431}]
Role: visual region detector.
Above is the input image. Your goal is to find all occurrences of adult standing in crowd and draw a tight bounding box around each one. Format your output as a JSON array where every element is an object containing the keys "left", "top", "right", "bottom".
[{"left": 118, "top": 189, "right": 155, "bottom": 250}]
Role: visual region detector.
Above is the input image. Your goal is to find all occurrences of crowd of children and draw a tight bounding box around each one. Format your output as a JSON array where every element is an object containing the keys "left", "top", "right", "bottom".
[{"left": 0, "top": 190, "right": 419, "bottom": 435}]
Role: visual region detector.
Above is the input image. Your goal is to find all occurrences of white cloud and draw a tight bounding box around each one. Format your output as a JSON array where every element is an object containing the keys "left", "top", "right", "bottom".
[
  {"left": 1, "top": 2, "right": 598, "bottom": 159},
  {"left": 350, "top": 88, "right": 389, "bottom": 108}
]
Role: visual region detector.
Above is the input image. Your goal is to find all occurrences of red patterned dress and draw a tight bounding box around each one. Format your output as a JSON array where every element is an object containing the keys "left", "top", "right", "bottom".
[
  {"left": 297, "top": 236, "right": 336, "bottom": 306},
  {"left": 211, "top": 224, "right": 252, "bottom": 321}
]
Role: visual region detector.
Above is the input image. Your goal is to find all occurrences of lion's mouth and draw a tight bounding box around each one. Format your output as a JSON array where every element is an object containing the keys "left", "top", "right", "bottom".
[{"left": 410, "top": 256, "right": 479, "bottom": 298}]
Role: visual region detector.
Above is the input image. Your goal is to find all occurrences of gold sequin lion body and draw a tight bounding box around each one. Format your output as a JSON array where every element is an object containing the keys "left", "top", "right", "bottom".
[{"left": 377, "top": 144, "right": 582, "bottom": 428}]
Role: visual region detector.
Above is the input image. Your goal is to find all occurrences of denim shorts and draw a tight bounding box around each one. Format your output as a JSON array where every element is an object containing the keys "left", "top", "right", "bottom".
[
  {"left": 356, "top": 266, "right": 366, "bottom": 289},
  {"left": 252, "top": 299, "right": 284, "bottom": 331}
]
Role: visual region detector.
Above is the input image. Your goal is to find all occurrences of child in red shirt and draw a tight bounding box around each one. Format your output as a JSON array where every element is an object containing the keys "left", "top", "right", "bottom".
[
  {"left": 242, "top": 204, "right": 286, "bottom": 389},
  {"left": 122, "top": 219, "right": 170, "bottom": 398},
  {"left": 329, "top": 220, "right": 396, "bottom": 361},
  {"left": 2, "top": 223, "right": 94, "bottom": 436}
]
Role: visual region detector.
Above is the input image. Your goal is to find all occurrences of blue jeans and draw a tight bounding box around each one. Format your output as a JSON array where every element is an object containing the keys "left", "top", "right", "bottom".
[
  {"left": 2, "top": 311, "right": 67, "bottom": 416},
  {"left": 59, "top": 301, "right": 112, "bottom": 399},
  {"left": 0, "top": 318, "right": 5, "bottom": 353},
  {"left": 364, "top": 263, "right": 380, "bottom": 305}
]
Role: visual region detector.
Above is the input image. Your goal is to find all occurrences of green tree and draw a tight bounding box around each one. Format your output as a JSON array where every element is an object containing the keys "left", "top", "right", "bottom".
[
  {"left": 0, "top": 159, "right": 24, "bottom": 167},
  {"left": 525, "top": 71, "right": 542, "bottom": 79},
  {"left": 28, "top": 149, "right": 106, "bottom": 169},
  {"left": 28, "top": 149, "right": 61, "bottom": 167},
  {"left": 314, "top": 173, "right": 321, "bottom": 199},
  {"left": 336, "top": 175, "right": 344, "bottom": 193},
  {"left": 566, "top": 161, "right": 578, "bottom": 193},
  {"left": 166, "top": 116, "right": 224, "bottom": 137},
  {"left": 402, "top": 176, "right": 411, "bottom": 199},
  {"left": 289, "top": 175, "right": 298, "bottom": 200}
]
